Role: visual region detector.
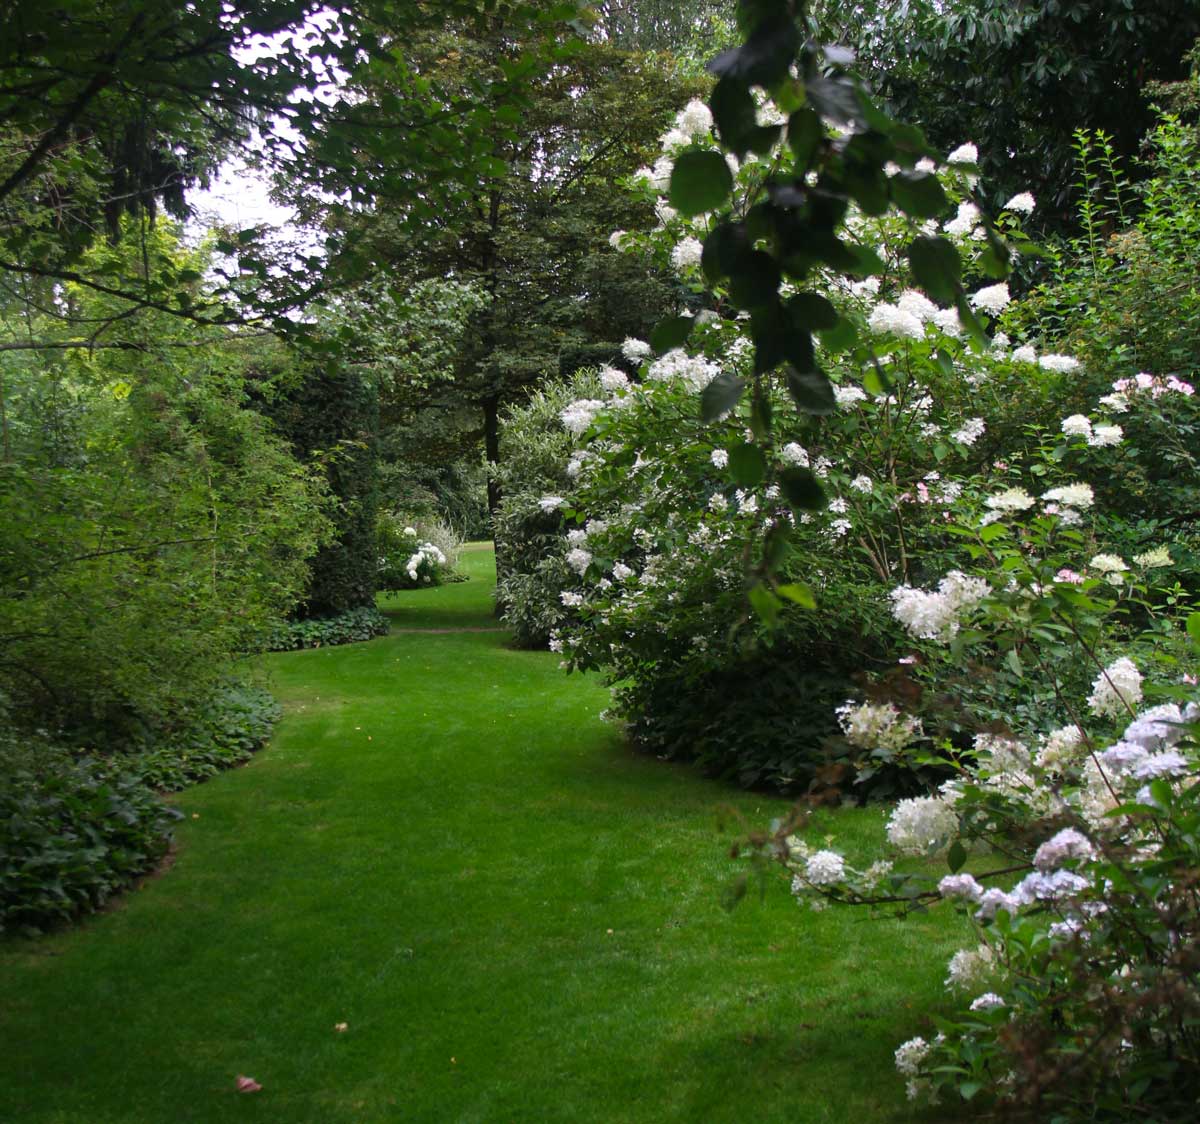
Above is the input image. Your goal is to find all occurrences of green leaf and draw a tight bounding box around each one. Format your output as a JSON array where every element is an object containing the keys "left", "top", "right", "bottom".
[
  {"left": 1006, "top": 648, "right": 1023, "bottom": 677},
  {"left": 776, "top": 582, "right": 816, "bottom": 609},
  {"left": 817, "top": 317, "right": 858, "bottom": 354},
  {"left": 730, "top": 442, "right": 766, "bottom": 486},
  {"left": 786, "top": 292, "right": 839, "bottom": 331},
  {"left": 1187, "top": 612, "right": 1200, "bottom": 650},
  {"left": 650, "top": 315, "right": 694, "bottom": 353},
  {"left": 708, "top": 15, "right": 798, "bottom": 86},
  {"left": 710, "top": 77, "right": 757, "bottom": 155},
  {"left": 862, "top": 366, "right": 891, "bottom": 396},
  {"left": 764, "top": 524, "right": 791, "bottom": 570},
  {"left": 701, "top": 373, "right": 747, "bottom": 422},
  {"left": 702, "top": 222, "right": 748, "bottom": 284},
  {"left": 787, "top": 107, "right": 822, "bottom": 168},
  {"left": 786, "top": 367, "right": 835, "bottom": 414},
  {"left": 728, "top": 250, "right": 781, "bottom": 309},
  {"left": 805, "top": 77, "right": 861, "bottom": 124},
  {"left": 669, "top": 150, "right": 734, "bottom": 217},
  {"left": 748, "top": 582, "right": 781, "bottom": 625},
  {"left": 947, "top": 840, "right": 967, "bottom": 873},
  {"left": 907, "top": 236, "right": 961, "bottom": 305},
  {"left": 954, "top": 291, "right": 988, "bottom": 348},
  {"left": 779, "top": 466, "right": 825, "bottom": 510},
  {"left": 890, "top": 171, "right": 948, "bottom": 219}
]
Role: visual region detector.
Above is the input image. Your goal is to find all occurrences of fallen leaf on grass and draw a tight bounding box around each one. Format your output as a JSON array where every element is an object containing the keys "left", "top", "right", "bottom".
[
  {"left": 236, "top": 1075, "right": 262, "bottom": 1093},
  {"left": 334, "top": 1022, "right": 349, "bottom": 1033}
]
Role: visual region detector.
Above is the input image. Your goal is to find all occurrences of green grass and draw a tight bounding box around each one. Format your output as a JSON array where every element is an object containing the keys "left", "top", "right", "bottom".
[{"left": 0, "top": 545, "right": 970, "bottom": 1123}]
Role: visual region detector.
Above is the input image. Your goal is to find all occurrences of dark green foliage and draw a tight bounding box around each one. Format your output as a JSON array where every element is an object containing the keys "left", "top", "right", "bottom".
[
  {"left": 558, "top": 342, "right": 624, "bottom": 380},
  {"left": 266, "top": 363, "right": 381, "bottom": 616},
  {"left": 819, "top": 0, "right": 1200, "bottom": 229},
  {"left": 262, "top": 607, "right": 390, "bottom": 651},
  {"left": 120, "top": 685, "right": 281, "bottom": 792},
  {"left": 0, "top": 735, "right": 177, "bottom": 936},
  {"left": 0, "top": 679, "right": 286, "bottom": 935},
  {"left": 617, "top": 658, "right": 849, "bottom": 793}
]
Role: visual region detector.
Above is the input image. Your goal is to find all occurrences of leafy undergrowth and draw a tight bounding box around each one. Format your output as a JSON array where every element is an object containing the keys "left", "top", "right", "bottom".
[{"left": 0, "top": 545, "right": 971, "bottom": 1123}]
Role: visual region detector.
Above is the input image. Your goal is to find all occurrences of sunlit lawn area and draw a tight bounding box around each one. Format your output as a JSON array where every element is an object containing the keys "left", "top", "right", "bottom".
[{"left": 0, "top": 546, "right": 969, "bottom": 1123}]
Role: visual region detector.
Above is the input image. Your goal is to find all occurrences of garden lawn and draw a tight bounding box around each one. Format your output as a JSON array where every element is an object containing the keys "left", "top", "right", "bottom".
[{"left": 0, "top": 544, "right": 970, "bottom": 1123}]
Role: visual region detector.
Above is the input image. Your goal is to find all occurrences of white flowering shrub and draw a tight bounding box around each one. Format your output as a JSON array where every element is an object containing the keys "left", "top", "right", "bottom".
[
  {"left": 509, "top": 101, "right": 1196, "bottom": 795},
  {"left": 492, "top": 371, "right": 609, "bottom": 648},
  {"left": 740, "top": 483, "right": 1200, "bottom": 1117},
  {"left": 376, "top": 514, "right": 460, "bottom": 591}
]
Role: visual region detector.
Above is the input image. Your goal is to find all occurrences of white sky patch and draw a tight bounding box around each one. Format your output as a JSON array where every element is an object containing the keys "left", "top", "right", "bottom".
[{"left": 188, "top": 8, "right": 347, "bottom": 243}]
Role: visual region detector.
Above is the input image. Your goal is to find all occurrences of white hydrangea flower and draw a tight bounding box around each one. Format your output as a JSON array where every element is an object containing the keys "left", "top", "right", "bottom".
[
  {"left": 833, "top": 384, "right": 867, "bottom": 408},
  {"left": 676, "top": 98, "right": 714, "bottom": 139},
  {"left": 1060, "top": 414, "right": 1093, "bottom": 438},
  {"left": 931, "top": 307, "right": 962, "bottom": 337},
  {"left": 804, "top": 850, "right": 846, "bottom": 886},
  {"left": 946, "top": 142, "right": 978, "bottom": 165},
  {"left": 1036, "top": 725, "right": 1085, "bottom": 771},
  {"left": 620, "top": 337, "right": 651, "bottom": 362},
  {"left": 565, "top": 548, "right": 593, "bottom": 576},
  {"left": 1087, "top": 657, "right": 1143, "bottom": 718},
  {"left": 1038, "top": 353, "right": 1081, "bottom": 373},
  {"left": 611, "top": 562, "right": 634, "bottom": 581},
  {"left": 868, "top": 303, "right": 925, "bottom": 340},
  {"left": 887, "top": 795, "right": 958, "bottom": 854},
  {"left": 1123, "top": 703, "right": 1185, "bottom": 750},
  {"left": 945, "top": 944, "right": 995, "bottom": 991},
  {"left": 938, "top": 873, "right": 983, "bottom": 901},
  {"left": 780, "top": 442, "right": 810, "bottom": 467},
  {"left": 559, "top": 591, "right": 584, "bottom": 607},
  {"left": 849, "top": 474, "right": 873, "bottom": 493},
  {"left": 598, "top": 365, "right": 629, "bottom": 392},
  {"left": 944, "top": 201, "right": 980, "bottom": 237},
  {"left": 538, "top": 495, "right": 565, "bottom": 513},
  {"left": 710, "top": 448, "right": 729, "bottom": 469},
  {"left": 896, "top": 289, "right": 938, "bottom": 323},
  {"left": 894, "top": 1036, "right": 930, "bottom": 1077},
  {"left": 1011, "top": 344, "right": 1038, "bottom": 364},
  {"left": 1132, "top": 751, "right": 1190, "bottom": 780},
  {"left": 1133, "top": 546, "right": 1172, "bottom": 568},
  {"left": 560, "top": 398, "right": 606, "bottom": 435},
  {"left": 969, "top": 992, "right": 1006, "bottom": 1012},
  {"left": 984, "top": 487, "right": 1035, "bottom": 514},
  {"left": 836, "top": 700, "right": 922, "bottom": 751},
  {"left": 1003, "top": 191, "right": 1036, "bottom": 214},
  {"left": 969, "top": 283, "right": 1011, "bottom": 316},
  {"left": 646, "top": 347, "right": 719, "bottom": 391},
  {"left": 670, "top": 237, "right": 704, "bottom": 271},
  {"left": 1033, "top": 828, "right": 1095, "bottom": 871},
  {"left": 1087, "top": 423, "right": 1123, "bottom": 447},
  {"left": 608, "top": 229, "right": 628, "bottom": 250},
  {"left": 1090, "top": 553, "right": 1127, "bottom": 575},
  {"left": 952, "top": 417, "right": 985, "bottom": 446},
  {"left": 1042, "top": 483, "right": 1094, "bottom": 509},
  {"left": 889, "top": 571, "right": 990, "bottom": 641}
]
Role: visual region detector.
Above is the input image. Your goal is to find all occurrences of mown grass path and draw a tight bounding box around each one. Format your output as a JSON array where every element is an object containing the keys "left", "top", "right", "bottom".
[{"left": 0, "top": 546, "right": 965, "bottom": 1123}]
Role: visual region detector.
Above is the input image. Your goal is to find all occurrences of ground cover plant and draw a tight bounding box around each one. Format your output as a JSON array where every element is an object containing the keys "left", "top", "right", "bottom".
[{"left": 0, "top": 547, "right": 973, "bottom": 1123}]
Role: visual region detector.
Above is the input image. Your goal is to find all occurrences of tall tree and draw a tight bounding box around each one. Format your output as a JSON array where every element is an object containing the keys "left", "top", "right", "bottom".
[{"left": 339, "top": 23, "right": 698, "bottom": 520}]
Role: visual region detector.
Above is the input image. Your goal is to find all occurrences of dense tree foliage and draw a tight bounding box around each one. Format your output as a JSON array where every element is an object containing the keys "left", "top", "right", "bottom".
[{"left": 813, "top": 0, "right": 1200, "bottom": 229}]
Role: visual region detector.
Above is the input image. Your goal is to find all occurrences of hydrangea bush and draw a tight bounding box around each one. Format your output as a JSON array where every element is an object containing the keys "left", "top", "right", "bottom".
[
  {"left": 766, "top": 497, "right": 1199, "bottom": 1117},
  {"left": 377, "top": 514, "right": 460, "bottom": 592},
  {"left": 503, "top": 95, "right": 1193, "bottom": 795}
]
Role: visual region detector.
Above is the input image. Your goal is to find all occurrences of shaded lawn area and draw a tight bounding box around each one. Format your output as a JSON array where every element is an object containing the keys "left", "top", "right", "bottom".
[{"left": 0, "top": 545, "right": 969, "bottom": 1123}]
